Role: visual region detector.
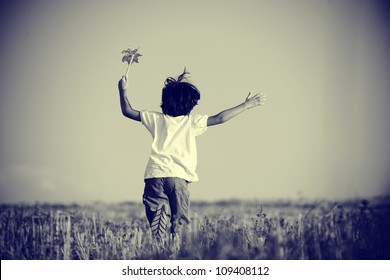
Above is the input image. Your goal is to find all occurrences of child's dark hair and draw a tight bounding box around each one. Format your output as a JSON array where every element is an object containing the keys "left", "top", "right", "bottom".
[{"left": 161, "top": 69, "right": 200, "bottom": 117}]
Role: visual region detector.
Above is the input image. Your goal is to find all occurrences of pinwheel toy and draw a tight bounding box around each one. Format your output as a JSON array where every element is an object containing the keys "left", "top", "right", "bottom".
[{"left": 122, "top": 47, "right": 142, "bottom": 76}]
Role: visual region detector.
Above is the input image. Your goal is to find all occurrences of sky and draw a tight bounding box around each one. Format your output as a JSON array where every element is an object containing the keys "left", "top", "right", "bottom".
[{"left": 0, "top": 0, "right": 389, "bottom": 203}]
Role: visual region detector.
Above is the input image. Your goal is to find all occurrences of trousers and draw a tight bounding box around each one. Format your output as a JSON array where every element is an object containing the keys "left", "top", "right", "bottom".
[{"left": 142, "top": 177, "right": 190, "bottom": 238}]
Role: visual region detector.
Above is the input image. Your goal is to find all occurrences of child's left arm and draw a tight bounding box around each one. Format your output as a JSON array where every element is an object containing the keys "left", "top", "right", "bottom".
[{"left": 207, "top": 92, "right": 265, "bottom": 126}]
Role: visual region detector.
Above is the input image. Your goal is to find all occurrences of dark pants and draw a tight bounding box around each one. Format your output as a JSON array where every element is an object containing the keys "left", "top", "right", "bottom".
[{"left": 143, "top": 177, "right": 190, "bottom": 238}]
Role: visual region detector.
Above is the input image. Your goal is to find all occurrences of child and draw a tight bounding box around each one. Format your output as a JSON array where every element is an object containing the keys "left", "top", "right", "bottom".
[{"left": 118, "top": 70, "right": 265, "bottom": 240}]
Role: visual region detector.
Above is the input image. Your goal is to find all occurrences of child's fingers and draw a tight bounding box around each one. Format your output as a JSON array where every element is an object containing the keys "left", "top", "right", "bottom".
[
  {"left": 252, "top": 92, "right": 266, "bottom": 106},
  {"left": 259, "top": 93, "right": 266, "bottom": 105},
  {"left": 259, "top": 98, "right": 266, "bottom": 105},
  {"left": 246, "top": 92, "right": 266, "bottom": 106},
  {"left": 121, "top": 76, "right": 128, "bottom": 85},
  {"left": 250, "top": 93, "right": 260, "bottom": 100},
  {"left": 257, "top": 93, "right": 266, "bottom": 100}
]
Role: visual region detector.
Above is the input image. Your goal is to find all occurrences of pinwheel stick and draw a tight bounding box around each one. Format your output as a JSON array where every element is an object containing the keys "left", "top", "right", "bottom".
[{"left": 125, "top": 55, "right": 135, "bottom": 77}]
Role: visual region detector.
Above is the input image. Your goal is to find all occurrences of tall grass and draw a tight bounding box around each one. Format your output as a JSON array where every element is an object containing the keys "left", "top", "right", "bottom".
[{"left": 0, "top": 197, "right": 389, "bottom": 260}]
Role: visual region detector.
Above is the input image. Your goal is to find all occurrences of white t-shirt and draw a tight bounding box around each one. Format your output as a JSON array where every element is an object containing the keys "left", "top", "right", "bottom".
[{"left": 140, "top": 111, "right": 208, "bottom": 182}]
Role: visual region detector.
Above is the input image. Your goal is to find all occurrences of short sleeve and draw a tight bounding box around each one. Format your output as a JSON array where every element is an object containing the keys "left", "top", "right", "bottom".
[
  {"left": 191, "top": 114, "right": 208, "bottom": 136},
  {"left": 140, "top": 111, "right": 160, "bottom": 135}
]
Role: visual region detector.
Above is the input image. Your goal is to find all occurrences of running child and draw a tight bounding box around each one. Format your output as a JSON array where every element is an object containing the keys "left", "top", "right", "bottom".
[{"left": 118, "top": 69, "right": 265, "bottom": 240}]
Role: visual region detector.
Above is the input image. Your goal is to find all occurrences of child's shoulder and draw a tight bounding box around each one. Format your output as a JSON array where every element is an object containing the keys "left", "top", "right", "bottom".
[
  {"left": 190, "top": 113, "right": 208, "bottom": 120},
  {"left": 140, "top": 110, "right": 164, "bottom": 124},
  {"left": 141, "top": 110, "right": 163, "bottom": 117}
]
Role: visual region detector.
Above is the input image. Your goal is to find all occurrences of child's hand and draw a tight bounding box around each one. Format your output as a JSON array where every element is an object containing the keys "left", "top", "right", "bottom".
[
  {"left": 118, "top": 76, "right": 128, "bottom": 92},
  {"left": 244, "top": 92, "right": 266, "bottom": 109}
]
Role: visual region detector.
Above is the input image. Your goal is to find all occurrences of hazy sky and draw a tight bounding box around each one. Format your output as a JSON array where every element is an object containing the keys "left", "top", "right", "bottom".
[{"left": 1, "top": 0, "right": 389, "bottom": 203}]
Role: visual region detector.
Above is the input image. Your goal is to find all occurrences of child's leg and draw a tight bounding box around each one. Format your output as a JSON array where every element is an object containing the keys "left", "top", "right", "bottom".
[
  {"left": 143, "top": 178, "right": 171, "bottom": 240},
  {"left": 164, "top": 177, "right": 190, "bottom": 236}
]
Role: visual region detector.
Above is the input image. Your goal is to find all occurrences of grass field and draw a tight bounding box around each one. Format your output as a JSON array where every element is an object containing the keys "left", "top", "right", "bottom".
[{"left": 1, "top": 196, "right": 389, "bottom": 260}]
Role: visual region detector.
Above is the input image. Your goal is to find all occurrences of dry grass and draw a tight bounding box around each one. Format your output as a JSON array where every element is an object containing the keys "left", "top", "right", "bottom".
[{"left": 1, "top": 197, "right": 389, "bottom": 260}]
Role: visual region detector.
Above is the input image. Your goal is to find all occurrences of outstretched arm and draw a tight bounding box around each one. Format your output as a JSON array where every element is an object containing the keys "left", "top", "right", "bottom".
[
  {"left": 207, "top": 92, "right": 266, "bottom": 126},
  {"left": 118, "top": 76, "right": 141, "bottom": 122}
]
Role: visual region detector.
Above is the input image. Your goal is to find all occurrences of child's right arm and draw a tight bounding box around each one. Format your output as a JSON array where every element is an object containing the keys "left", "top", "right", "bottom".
[
  {"left": 207, "top": 92, "right": 265, "bottom": 126},
  {"left": 118, "top": 76, "right": 141, "bottom": 122}
]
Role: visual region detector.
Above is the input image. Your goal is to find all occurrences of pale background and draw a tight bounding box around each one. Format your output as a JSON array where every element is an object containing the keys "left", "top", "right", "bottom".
[{"left": 1, "top": 0, "right": 389, "bottom": 203}]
